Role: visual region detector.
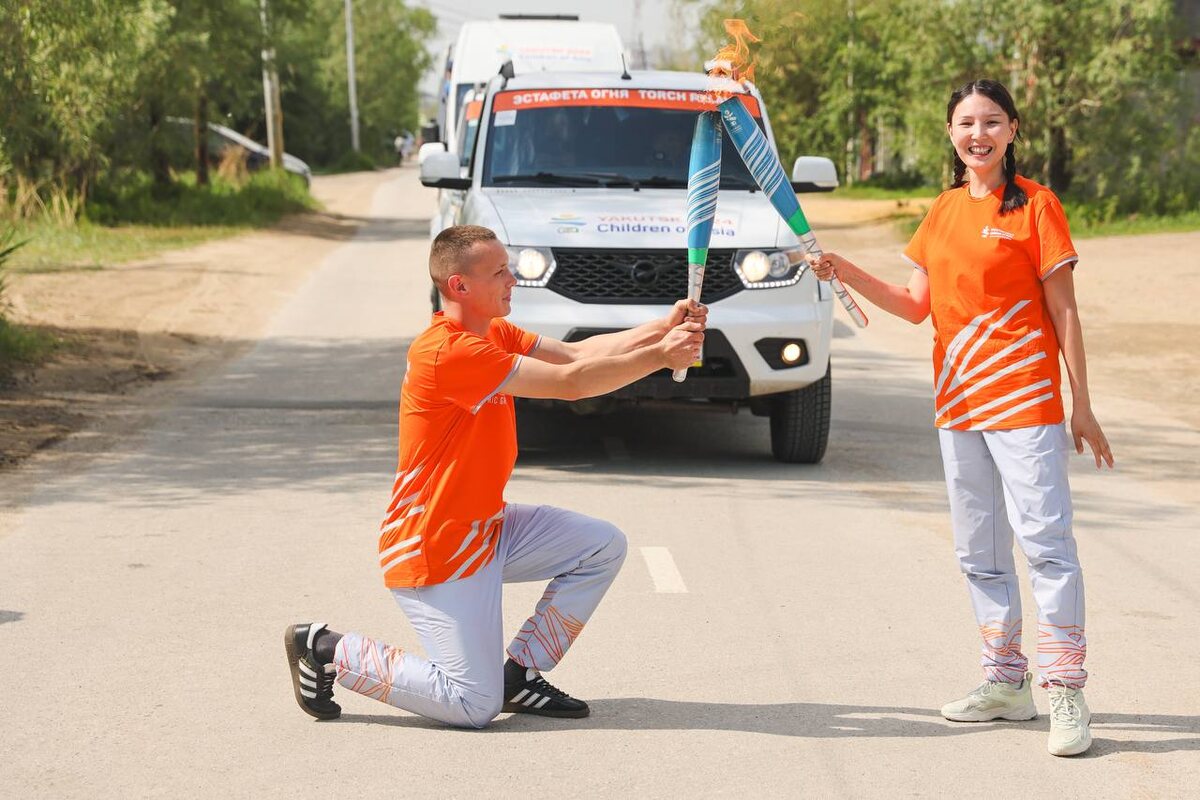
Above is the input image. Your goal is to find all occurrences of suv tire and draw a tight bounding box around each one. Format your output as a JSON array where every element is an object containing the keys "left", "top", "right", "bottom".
[{"left": 769, "top": 360, "right": 831, "bottom": 464}]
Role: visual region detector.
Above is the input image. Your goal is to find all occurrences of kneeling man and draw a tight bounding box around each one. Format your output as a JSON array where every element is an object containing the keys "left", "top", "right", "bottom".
[{"left": 285, "top": 225, "right": 705, "bottom": 727}]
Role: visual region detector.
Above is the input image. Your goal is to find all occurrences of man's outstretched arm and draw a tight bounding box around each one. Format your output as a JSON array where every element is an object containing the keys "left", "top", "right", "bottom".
[
  {"left": 507, "top": 322, "right": 704, "bottom": 401},
  {"left": 531, "top": 300, "right": 708, "bottom": 365}
]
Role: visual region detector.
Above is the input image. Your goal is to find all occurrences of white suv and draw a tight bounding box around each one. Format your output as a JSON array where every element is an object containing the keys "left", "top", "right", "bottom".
[{"left": 421, "top": 68, "right": 838, "bottom": 463}]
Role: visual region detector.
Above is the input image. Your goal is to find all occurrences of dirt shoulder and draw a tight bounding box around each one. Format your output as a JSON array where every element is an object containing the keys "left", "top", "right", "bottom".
[{"left": 0, "top": 169, "right": 395, "bottom": 470}]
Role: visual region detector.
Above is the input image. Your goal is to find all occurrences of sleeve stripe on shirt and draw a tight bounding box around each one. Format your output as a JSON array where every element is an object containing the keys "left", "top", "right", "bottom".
[
  {"left": 902, "top": 254, "right": 928, "bottom": 274},
  {"left": 470, "top": 355, "right": 523, "bottom": 415},
  {"left": 527, "top": 335, "right": 542, "bottom": 356},
  {"left": 1041, "top": 256, "right": 1079, "bottom": 281}
]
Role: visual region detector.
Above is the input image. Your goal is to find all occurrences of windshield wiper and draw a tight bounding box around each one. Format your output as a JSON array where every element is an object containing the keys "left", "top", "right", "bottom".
[{"left": 491, "top": 172, "right": 607, "bottom": 187}]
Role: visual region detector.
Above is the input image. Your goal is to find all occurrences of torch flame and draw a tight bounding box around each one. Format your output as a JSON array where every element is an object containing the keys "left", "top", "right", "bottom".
[{"left": 706, "top": 19, "right": 760, "bottom": 85}]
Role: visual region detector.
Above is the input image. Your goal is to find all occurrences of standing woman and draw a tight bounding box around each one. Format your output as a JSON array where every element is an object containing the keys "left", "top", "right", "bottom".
[{"left": 809, "top": 79, "right": 1113, "bottom": 757}]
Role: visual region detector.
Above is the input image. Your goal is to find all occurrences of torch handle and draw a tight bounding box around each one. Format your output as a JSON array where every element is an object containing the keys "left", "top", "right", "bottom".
[
  {"left": 796, "top": 233, "right": 869, "bottom": 329},
  {"left": 671, "top": 263, "right": 706, "bottom": 382}
]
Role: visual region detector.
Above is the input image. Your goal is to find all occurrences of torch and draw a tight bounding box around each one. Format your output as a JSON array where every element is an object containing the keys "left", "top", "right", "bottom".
[
  {"left": 672, "top": 111, "right": 724, "bottom": 383},
  {"left": 718, "top": 94, "right": 868, "bottom": 328}
]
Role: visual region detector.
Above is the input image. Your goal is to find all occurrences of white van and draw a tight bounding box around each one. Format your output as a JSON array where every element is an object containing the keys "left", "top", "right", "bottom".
[
  {"left": 421, "top": 68, "right": 840, "bottom": 463},
  {"left": 435, "top": 15, "right": 625, "bottom": 150}
]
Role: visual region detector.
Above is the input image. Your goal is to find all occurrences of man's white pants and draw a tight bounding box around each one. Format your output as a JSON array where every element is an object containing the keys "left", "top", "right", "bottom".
[
  {"left": 332, "top": 504, "right": 627, "bottom": 728},
  {"left": 939, "top": 424, "right": 1087, "bottom": 689}
]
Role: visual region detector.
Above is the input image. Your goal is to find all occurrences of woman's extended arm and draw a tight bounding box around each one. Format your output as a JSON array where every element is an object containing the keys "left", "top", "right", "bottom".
[{"left": 807, "top": 253, "right": 931, "bottom": 324}]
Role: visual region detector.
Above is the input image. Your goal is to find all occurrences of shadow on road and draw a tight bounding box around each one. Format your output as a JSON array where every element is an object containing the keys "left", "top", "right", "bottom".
[{"left": 335, "top": 701, "right": 1199, "bottom": 754}]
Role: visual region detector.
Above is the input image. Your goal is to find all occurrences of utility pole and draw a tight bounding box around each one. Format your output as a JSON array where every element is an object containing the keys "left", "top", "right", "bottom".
[
  {"left": 344, "top": 0, "right": 361, "bottom": 152},
  {"left": 260, "top": 0, "right": 285, "bottom": 168}
]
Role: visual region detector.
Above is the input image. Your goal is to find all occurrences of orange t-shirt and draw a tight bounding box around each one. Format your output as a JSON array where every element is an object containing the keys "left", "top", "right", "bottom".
[
  {"left": 904, "top": 176, "right": 1078, "bottom": 431},
  {"left": 378, "top": 313, "right": 539, "bottom": 588}
]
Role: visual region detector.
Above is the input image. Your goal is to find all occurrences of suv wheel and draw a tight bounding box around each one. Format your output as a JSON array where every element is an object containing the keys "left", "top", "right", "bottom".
[{"left": 769, "top": 360, "right": 831, "bottom": 464}]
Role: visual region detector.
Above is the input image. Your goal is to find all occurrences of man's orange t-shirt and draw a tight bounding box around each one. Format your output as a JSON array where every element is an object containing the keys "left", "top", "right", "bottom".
[
  {"left": 904, "top": 176, "right": 1078, "bottom": 431},
  {"left": 378, "top": 313, "right": 539, "bottom": 588}
]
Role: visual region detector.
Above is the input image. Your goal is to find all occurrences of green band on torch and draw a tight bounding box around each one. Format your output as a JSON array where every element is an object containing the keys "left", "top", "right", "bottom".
[
  {"left": 786, "top": 207, "right": 812, "bottom": 236},
  {"left": 687, "top": 247, "right": 709, "bottom": 266}
]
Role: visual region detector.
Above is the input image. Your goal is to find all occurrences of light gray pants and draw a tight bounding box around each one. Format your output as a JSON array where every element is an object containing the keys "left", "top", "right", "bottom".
[
  {"left": 939, "top": 424, "right": 1087, "bottom": 688},
  {"left": 333, "top": 503, "right": 627, "bottom": 728}
]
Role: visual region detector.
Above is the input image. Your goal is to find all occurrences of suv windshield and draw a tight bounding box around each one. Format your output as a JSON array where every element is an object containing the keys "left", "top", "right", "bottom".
[{"left": 482, "top": 90, "right": 768, "bottom": 190}]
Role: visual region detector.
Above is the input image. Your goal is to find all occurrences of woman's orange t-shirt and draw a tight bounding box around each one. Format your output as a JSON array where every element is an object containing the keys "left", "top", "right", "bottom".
[{"left": 904, "top": 176, "right": 1078, "bottom": 431}]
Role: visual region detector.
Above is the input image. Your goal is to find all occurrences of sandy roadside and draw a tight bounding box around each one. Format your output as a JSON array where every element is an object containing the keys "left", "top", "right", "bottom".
[{"left": 0, "top": 169, "right": 399, "bottom": 470}]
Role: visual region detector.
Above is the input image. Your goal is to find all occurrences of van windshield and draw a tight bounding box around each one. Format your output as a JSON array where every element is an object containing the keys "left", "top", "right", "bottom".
[{"left": 482, "top": 91, "right": 768, "bottom": 190}]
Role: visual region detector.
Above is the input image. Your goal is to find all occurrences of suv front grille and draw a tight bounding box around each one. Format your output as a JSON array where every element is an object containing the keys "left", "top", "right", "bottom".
[{"left": 547, "top": 248, "right": 743, "bottom": 305}]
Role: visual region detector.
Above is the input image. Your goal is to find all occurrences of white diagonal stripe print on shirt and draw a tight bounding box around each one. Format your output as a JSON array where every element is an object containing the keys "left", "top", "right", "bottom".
[
  {"left": 941, "top": 379, "right": 1053, "bottom": 429},
  {"left": 386, "top": 489, "right": 420, "bottom": 515},
  {"left": 447, "top": 520, "right": 480, "bottom": 561},
  {"left": 381, "top": 548, "right": 423, "bottom": 574},
  {"left": 967, "top": 391, "right": 1057, "bottom": 430},
  {"left": 394, "top": 463, "right": 424, "bottom": 491},
  {"left": 955, "top": 329, "right": 1044, "bottom": 387},
  {"left": 934, "top": 307, "right": 1000, "bottom": 396},
  {"left": 936, "top": 351, "right": 1048, "bottom": 418},
  {"left": 380, "top": 503, "right": 426, "bottom": 534},
  {"left": 951, "top": 300, "right": 1030, "bottom": 384},
  {"left": 378, "top": 534, "right": 422, "bottom": 563},
  {"left": 447, "top": 534, "right": 494, "bottom": 582}
]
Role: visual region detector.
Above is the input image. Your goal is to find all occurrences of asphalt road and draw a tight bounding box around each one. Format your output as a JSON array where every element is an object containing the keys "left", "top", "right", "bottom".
[{"left": 2, "top": 169, "right": 1196, "bottom": 798}]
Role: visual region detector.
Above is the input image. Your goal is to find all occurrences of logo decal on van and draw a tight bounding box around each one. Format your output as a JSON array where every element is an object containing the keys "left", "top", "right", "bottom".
[{"left": 551, "top": 213, "right": 586, "bottom": 233}]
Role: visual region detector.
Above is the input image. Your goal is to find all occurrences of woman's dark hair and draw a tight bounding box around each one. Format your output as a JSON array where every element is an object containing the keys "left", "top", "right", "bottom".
[{"left": 946, "top": 79, "right": 1027, "bottom": 214}]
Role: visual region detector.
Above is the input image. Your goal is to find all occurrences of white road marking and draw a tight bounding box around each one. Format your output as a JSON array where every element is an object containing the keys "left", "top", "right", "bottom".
[{"left": 640, "top": 547, "right": 688, "bottom": 593}]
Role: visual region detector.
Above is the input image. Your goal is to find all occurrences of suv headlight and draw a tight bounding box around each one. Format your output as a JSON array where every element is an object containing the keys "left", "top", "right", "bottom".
[
  {"left": 733, "top": 248, "right": 806, "bottom": 289},
  {"left": 504, "top": 246, "right": 557, "bottom": 287}
]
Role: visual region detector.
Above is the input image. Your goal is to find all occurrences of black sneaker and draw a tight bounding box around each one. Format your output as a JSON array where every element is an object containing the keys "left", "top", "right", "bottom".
[
  {"left": 284, "top": 623, "right": 341, "bottom": 720},
  {"left": 502, "top": 660, "right": 590, "bottom": 718}
]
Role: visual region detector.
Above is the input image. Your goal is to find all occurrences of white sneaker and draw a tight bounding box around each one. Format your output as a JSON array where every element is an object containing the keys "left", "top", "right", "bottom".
[
  {"left": 941, "top": 672, "right": 1038, "bottom": 722},
  {"left": 1047, "top": 685, "right": 1092, "bottom": 756}
]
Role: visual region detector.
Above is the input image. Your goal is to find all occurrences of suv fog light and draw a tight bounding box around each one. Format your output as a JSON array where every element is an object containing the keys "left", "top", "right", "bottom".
[
  {"left": 740, "top": 251, "right": 771, "bottom": 282},
  {"left": 516, "top": 248, "right": 548, "bottom": 280},
  {"left": 754, "top": 337, "right": 809, "bottom": 370}
]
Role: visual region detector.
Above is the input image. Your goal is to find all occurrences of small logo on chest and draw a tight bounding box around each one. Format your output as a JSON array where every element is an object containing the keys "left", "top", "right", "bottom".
[{"left": 981, "top": 225, "right": 1015, "bottom": 240}]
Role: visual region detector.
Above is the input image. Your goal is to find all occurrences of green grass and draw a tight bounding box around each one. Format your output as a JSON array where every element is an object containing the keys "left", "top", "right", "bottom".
[
  {"left": 87, "top": 169, "right": 317, "bottom": 227},
  {"left": 7, "top": 221, "right": 243, "bottom": 273},
  {"left": 832, "top": 185, "right": 939, "bottom": 201},
  {"left": 6, "top": 169, "right": 318, "bottom": 273},
  {"left": 0, "top": 315, "right": 59, "bottom": 370},
  {"left": 1064, "top": 206, "right": 1200, "bottom": 239},
  {"left": 0, "top": 230, "right": 60, "bottom": 369},
  {"left": 314, "top": 148, "right": 380, "bottom": 175}
]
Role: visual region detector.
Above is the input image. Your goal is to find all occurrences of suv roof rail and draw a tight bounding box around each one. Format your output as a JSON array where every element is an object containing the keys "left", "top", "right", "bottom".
[{"left": 498, "top": 14, "right": 580, "bottom": 21}]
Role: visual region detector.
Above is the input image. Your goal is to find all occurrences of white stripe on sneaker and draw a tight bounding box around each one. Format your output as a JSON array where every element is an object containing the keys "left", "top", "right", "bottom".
[
  {"left": 534, "top": 696, "right": 552, "bottom": 709},
  {"left": 523, "top": 693, "right": 540, "bottom": 707},
  {"left": 510, "top": 689, "right": 529, "bottom": 704}
]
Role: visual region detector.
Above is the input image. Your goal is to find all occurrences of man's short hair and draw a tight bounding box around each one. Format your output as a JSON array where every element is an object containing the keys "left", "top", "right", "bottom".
[{"left": 429, "top": 225, "right": 499, "bottom": 291}]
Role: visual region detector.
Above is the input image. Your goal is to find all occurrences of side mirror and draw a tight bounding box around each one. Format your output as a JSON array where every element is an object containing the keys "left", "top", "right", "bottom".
[
  {"left": 420, "top": 151, "right": 471, "bottom": 190},
  {"left": 790, "top": 156, "right": 839, "bottom": 193},
  {"left": 417, "top": 141, "right": 446, "bottom": 167}
]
